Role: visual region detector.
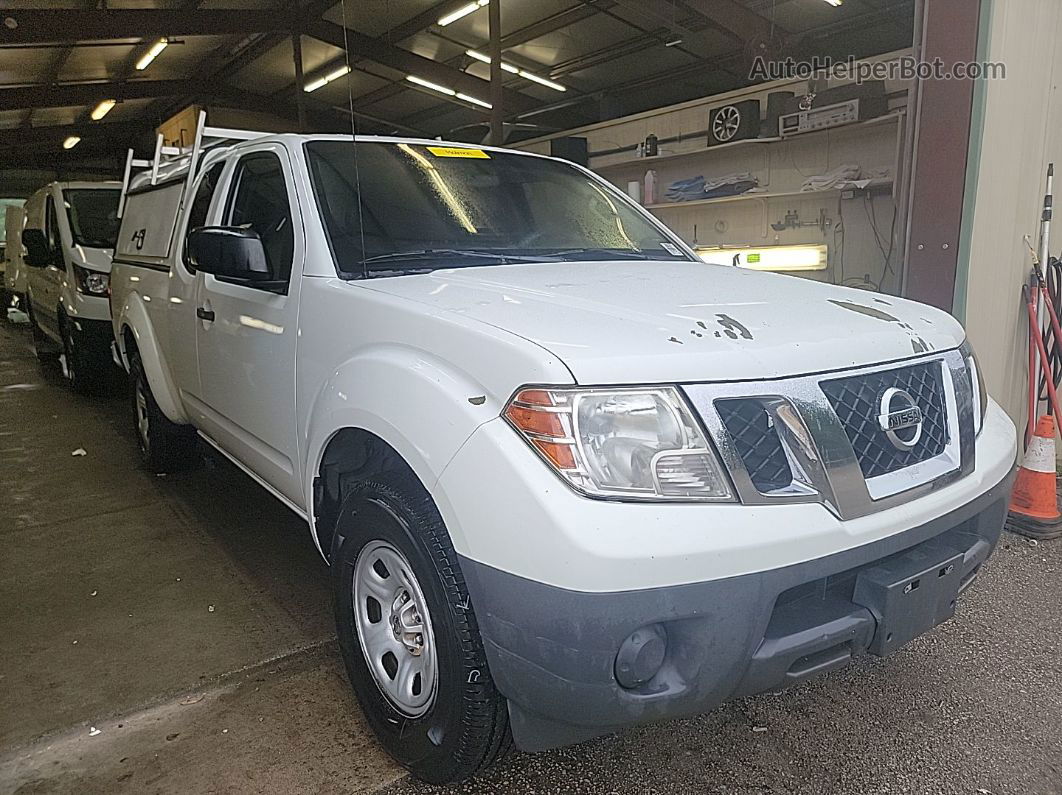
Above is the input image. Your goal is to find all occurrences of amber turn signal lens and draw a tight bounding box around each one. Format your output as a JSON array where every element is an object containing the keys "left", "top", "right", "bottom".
[
  {"left": 504, "top": 404, "right": 564, "bottom": 438},
  {"left": 532, "top": 439, "right": 577, "bottom": 470}
]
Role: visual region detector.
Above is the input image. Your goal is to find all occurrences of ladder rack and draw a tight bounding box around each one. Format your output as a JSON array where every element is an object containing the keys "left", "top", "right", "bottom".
[{"left": 117, "top": 110, "right": 272, "bottom": 219}]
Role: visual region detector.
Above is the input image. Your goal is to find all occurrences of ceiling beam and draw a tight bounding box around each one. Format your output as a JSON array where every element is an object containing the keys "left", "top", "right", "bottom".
[
  {"left": 0, "top": 9, "right": 296, "bottom": 45},
  {"left": 0, "top": 119, "right": 145, "bottom": 149},
  {"left": 0, "top": 79, "right": 199, "bottom": 111},
  {"left": 302, "top": 19, "right": 542, "bottom": 114},
  {"left": 683, "top": 0, "right": 786, "bottom": 43}
]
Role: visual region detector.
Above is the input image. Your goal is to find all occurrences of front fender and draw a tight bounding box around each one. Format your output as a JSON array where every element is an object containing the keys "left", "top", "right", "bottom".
[
  {"left": 117, "top": 293, "right": 187, "bottom": 424},
  {"left": 302, "top": 342, "right": 566, "bottom": 556}
]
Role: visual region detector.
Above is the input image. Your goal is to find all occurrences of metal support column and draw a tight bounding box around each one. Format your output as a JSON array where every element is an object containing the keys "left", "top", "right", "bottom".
[
  {"left": 292, "top": 31, "right": 307, "bottom": 132},
  {"left": 488, "top": 0, "right": 504, "bottom": 146}
]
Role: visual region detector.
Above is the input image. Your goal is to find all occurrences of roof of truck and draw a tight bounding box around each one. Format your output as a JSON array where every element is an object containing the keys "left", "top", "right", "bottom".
[{"left": 127, "top": 133, "right": 554, "bottom": 193}]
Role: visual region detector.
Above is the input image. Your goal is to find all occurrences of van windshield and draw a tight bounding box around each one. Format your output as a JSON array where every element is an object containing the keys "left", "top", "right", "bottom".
[
  {"left": 304, "top": 140, "right": 693, "bottom": 277},
  {"left": 63, "top": 189, "right": 121, "bottom": 249}
]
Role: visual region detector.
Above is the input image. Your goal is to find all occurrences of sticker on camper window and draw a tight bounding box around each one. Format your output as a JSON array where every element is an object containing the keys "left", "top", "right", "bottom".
[
  {"left": 747, "top": 253, "right": 761, "bottom": 263},
  {"left": 426, "top": 146, "right": 490, "bottom": 159},
  {"left": 660, "top": 242, "right": 682, "bottom": 256}
]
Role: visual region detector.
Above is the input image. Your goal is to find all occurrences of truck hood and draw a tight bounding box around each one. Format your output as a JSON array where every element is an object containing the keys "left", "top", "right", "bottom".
[
  {"left": 364, "top": 260, "right": 965, "bottom": 384},
  {"left": 72, "top": 245, "right": 113, "bottom": 274}
]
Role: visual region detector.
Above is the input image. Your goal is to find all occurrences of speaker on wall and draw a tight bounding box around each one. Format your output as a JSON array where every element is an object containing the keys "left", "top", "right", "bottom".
[
  {"left": 550, "top": 137, "right": 589, "bottom": 166},
  {"left": 762, "top": 92, "right": 794, "bottom": 138},
  {"left": 708, "top": 99, "right": 761, "bottom": 147}
]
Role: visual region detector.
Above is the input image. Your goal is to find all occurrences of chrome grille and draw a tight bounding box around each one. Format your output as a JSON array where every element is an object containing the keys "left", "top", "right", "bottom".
[
  {"left": 715, "top": 399, "right": 793, "bottom": 492},
  {"left": 819, "top": 361, "right": 949, "bottom": 480}
]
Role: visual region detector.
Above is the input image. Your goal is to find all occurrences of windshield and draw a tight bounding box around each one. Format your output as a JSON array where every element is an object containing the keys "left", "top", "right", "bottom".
[
  {"left": 304, "top": 141, "right": 694, "bottom": 277},
  {"left": 63, "top": 188, "right": 120, "bottom": 249}
]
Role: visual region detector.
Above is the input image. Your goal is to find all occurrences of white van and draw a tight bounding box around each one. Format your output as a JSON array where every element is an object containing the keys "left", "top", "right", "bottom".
[
  {"left": 22, "top": 181, "right": 122, "bottom": 390},
  {"left": 2, "top": 204, "right": 26, "bottom": 312}
]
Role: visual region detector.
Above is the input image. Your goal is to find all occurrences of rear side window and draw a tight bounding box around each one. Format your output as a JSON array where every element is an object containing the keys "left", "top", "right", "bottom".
[
  {"left": 183, "top": 162, "right": 226, "bottom": 272},
  {"left": 225, "top": 153, "right": 294, "bottom": 286}
]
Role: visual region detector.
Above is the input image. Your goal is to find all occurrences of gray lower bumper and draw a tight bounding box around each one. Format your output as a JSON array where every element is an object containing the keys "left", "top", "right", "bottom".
[{"left": 459, "top": 471, "right": 1014, "bottom": 752}]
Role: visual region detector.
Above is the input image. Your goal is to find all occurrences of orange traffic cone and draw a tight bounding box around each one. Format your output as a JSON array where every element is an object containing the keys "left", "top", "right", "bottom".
[{"left": 1008, "top": 415, "right": 1062, "bottom": 540}]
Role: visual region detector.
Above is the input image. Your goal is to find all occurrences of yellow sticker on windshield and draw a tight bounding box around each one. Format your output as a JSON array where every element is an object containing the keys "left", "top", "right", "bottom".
[{"left": 426, "top": 146, "right": 490, "bottom": 159}]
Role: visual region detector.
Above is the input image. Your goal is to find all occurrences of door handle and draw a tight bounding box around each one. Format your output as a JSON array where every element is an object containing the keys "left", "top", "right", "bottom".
[{"left": 196, "top": 307, "right": 215, "bottom": 322}]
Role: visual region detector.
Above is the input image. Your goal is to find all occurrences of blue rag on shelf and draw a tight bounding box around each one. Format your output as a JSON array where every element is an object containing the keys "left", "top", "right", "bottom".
[{"left": 665, "top": 174, "right": 758, "bottom": 202}]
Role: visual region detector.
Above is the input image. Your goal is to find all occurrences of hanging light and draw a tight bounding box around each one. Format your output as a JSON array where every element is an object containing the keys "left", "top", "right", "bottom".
[
  {"left": 304, "top": 64, "right": 351, "bottom": 93},
  {"left": 438, "top": 0, "right": 489, "bottom": 27},
  {"left": 62, "top": 136, "right": 81, "bottom": 150},
  {"left": 464, "top": 50, "right": 566, "bottom": 91},
  {"left": 135, "top": 38, "right": 168, "bottom": 71},
  {"left": 90, "top": 99, "right": 116, "bottom": 120}
]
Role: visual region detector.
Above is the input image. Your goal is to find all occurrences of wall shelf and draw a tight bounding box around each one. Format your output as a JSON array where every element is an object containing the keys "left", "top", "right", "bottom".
[
  {"left": 643, "top": 179, "right": 894, "bottom": 210},
  {"left": 593, "top": 111, "right": 905, "bottom": 173}
]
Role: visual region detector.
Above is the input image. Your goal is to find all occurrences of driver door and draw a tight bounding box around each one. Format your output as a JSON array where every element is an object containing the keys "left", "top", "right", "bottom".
[{"left": 191, "top": 144, "right": 304, "bottom": 507}]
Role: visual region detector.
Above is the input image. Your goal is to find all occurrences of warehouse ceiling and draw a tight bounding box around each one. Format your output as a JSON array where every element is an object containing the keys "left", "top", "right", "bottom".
[{"left": 0, "top": 0, "right": 914, "bottom": 190}]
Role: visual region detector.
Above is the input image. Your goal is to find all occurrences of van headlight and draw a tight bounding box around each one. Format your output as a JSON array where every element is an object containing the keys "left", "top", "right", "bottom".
[
  {"left": 73, "top": 264, "right": 110, "bottom": 296},
  {"left": 504, "top": 386, "right": 733, "bottom": 501},
  {"left": 960, "top": 341, "right": 988, "bottom": 436}
]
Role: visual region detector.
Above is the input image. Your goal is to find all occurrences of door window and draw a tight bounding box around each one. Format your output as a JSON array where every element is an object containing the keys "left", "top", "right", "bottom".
[
  {"left": 224, "top": 153, "right": 294, "bottom": 288},
  {"left": 44, "top": 195, "right": 61, "bottom": 260},
  {"left": 183, "top": 161, "right": 226, "bottom": 273}
]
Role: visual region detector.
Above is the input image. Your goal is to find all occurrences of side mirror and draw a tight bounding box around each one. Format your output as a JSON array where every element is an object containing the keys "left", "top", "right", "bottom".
[
  {"left": 22, "top": 228, "right": 51, "bottom": 267},
  {"left": 187, "top": 226, "right": 275, "bottom": 283}
]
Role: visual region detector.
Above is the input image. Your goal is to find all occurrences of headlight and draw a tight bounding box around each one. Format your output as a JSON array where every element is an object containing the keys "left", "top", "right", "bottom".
[
  {"left": 960, "top": 341, "right": 988, "bottom": 436},
  {"left": 504, "top": 386, "right": 733, "bottom": 501},
  {"left": 73, "top": 264, "right": 109, "bottom": 296}
]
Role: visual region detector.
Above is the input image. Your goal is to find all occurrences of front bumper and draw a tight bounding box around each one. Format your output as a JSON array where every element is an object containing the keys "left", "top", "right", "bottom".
[{"left": 460, "top": 469, "right": 1013, "bottom": 751}]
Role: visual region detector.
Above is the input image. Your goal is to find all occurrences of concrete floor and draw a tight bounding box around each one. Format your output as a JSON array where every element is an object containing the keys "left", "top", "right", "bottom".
[{"left": 0, "top": 317, "right": 1060, "bottom": 795}]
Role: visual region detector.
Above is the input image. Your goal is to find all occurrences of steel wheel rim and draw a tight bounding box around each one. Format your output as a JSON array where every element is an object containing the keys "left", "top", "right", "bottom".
[
  {"left": 353, "top": 539, "right": 438, "bottom": 717},
  {"left": 135, "top": 379, "right": 150, "bottom": 450}
]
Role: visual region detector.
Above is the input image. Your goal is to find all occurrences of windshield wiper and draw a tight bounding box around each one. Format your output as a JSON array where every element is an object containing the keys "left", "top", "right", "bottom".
[
  {"left": 546, "top": 248, "right": 652, "bottom": 260},
  {"left": 361, "top": 249, "right": 545, "bottom": 267}
]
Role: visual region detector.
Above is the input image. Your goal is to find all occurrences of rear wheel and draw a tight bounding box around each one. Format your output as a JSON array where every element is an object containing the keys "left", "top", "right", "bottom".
[
  {"left": 129, "top": 350, "right": 196, "bottom": 472},
  {"left": 333, "top": 469, "right": 512, "bottom": 784}
]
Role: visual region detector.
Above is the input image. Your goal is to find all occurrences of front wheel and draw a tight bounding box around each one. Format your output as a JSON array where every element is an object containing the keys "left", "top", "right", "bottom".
[
  {"left": 60, "top": 316, "right": 105, "bottom": 394},
  {"left": 27, "top": 301, "right": 59, "bottom": 361},
  {"left": 333, "top": 470, "right": 512, "bottom": 784},
  {"left": 129, "top": 351, "right": 196, "bottom": 473}
]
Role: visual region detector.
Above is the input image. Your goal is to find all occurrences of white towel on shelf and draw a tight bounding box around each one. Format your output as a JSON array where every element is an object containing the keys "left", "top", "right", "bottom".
[{"left": 801, "top": 164, "right": 862, "bottom": 192}]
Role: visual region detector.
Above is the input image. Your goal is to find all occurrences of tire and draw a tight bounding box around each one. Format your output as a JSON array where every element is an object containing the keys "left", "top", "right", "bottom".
[
  {"left": 27, "top": 301, "right": 59, "bottom": 361},
  {"left": 128, "top": 350, "right": 196, "bottom": 473},
  {"left": 333, "top": 469, "right": 512, "bottom": 784},
  {"left": 60, "top": 315, "right": 105, "bottom": 394}
]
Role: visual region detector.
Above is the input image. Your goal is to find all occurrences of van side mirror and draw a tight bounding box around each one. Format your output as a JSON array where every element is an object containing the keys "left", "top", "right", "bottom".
[
  {"left": 22, "top": 229, "right": 51, "bottom": 267},
  {"left": 186, "top": 226, "right": 274, "bottom": 283}
]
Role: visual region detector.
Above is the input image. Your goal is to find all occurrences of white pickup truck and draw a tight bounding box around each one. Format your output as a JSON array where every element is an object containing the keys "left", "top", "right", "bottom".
[{"left": 109, "top": 129, "right": 1016, "bottom": 784}]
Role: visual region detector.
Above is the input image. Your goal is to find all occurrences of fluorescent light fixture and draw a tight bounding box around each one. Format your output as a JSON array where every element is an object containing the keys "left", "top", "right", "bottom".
[
  {"left": 407, "top": 75, "right": 490, "bottom": 107},
  {"left": 406, "top": 75, "right": 456, "bottom": 96},
  {"left": 465, "top": 49, "right": 565, "bottom": 91},
  {"left": 135, "top": 38, "right": 168, "bottom": 71},
  {"left": 517, "top": 69, "right": 566, "bottom": 91},
  {"left": 90, "top": 99, "right": 116, "bottom": 120},
  {"left": 303, "top": 63, "right": 351, "bottom": 92},
  {"left": 695, "top": 243, "right": 828, "bottom": 272},
  {"left": 438, "top": 0, "right": 489, "bottom": 26},
  {"left": 456, "top": 92, "right": 491, "bottom": 108},
  {"left": 465, "top": 49, "right": 518, "bottom": 73},
  {"left": 62, "top": 136, "right": 81, "bottom": 150},
  {"left": 822, "top": 0, "right": 843, "bottom": 5}
]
